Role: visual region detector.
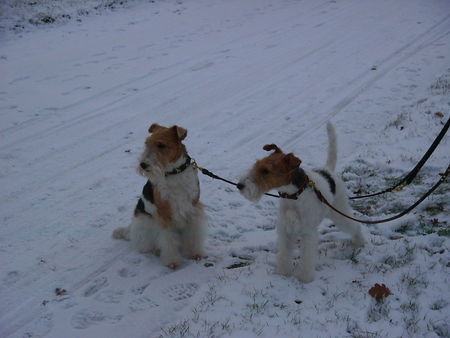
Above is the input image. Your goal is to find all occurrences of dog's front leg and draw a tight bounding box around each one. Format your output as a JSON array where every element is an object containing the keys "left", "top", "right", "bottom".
[
  {"left": 295, "top": 231, "right": 318, "bottom": 283},
  {"left": 181, "top": 208, "right": 206, "bottom": 260},
  {"left": 276, "top": 214, "right": 295, "bottom": 276},
  {"left": 159, "top": 227, "right": 182, "bottom": 269}
]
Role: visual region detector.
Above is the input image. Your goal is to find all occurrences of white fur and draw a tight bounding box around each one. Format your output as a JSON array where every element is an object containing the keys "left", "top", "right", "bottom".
[
  {"left": 113, "top": 156, "right": 206, "bottom": 268},
  {"left": 239, "top": 123, "right": 364, "bottom": 283}
]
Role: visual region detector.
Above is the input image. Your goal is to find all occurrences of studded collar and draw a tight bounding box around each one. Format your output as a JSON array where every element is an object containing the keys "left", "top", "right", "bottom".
[
  {"left": 277, "top": 167, "right": 312, "bottom": 200},
  {"left": 165, "top": 156, "right": 192, "bottom": 177}
]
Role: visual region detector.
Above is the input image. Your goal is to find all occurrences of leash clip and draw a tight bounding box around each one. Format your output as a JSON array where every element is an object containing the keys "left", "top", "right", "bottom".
[{"left": 191, "top": 159, "right": 203, "bottom": 171}]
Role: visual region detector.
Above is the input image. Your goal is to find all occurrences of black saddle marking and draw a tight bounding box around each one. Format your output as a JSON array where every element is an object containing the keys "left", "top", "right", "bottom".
[
  {"left": 314, "top": 169, "right": 336, "bottom": 195},
  {"left": 134, "top": 180, "right": 154, "bottom": 217},
  {"left": 134, "top": 198, "right": 147, "bottom": 216},
  {"left": 292, "top": 167, "right": 308, "bottom": 189}
]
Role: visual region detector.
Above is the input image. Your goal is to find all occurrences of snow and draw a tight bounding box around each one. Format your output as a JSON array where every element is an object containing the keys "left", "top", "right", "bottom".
[{"left": 1, "top": 0, "right": 449, "bottom": 337}]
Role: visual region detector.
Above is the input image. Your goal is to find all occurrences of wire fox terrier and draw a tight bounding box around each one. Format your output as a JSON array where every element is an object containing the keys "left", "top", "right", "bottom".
[
  {"left": 237, "top": 123, "right": 364, "bottom": 282},
  {"left": 113, "top": 124, "right": 206, "bottom": 269}
]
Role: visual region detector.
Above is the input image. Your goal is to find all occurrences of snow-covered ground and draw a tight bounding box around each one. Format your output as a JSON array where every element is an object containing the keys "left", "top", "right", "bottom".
[{"left": 1, "top": 0, "right": 449, "bottom": 337}]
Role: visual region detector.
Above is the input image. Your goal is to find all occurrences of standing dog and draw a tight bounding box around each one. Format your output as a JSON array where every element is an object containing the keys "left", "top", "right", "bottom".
[
  {"left": 113, "top": 124, "right": 206, "bottom": 269},
  {"left": 237, "top": 123, "right": 364, "bottom": 282}
]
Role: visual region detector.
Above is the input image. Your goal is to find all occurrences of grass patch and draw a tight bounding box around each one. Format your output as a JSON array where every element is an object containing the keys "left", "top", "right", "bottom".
[
  {"left": 395, "top": 215, "right": 449, "bottom": 237},
  {"left": 430, "top": 72, "right": 450, "bottom": 96},
  {"left": 424, "top": 203, "right": 445, "bottom": 216}
]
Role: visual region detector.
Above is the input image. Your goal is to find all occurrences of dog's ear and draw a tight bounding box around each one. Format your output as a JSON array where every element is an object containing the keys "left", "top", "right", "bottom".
[
  {"left": 171, "top": 125, "right": 187, "bottom": 141},
  {"left": 148, "top": 123, "right": 162, "bottom": 133},
  {"left": 284, "top": 153, "right": 302, "bottom": 169},
  {"left": 263, "top": 144, "right": 282, "bottom": 153}
]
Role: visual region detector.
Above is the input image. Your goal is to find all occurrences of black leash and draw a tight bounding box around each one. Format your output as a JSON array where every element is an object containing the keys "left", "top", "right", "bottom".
[
  {"left": 192, "top": 160, "right": 449, "bottom": 224},
  {"left": 350, "top": 117, "right": 450, "bottom": 200},
  {"left": 314, "top": 163, "right": 449, "bottom": 224},
  {"left": 192, "top": 162, "right": 286, "bottom": 199}
]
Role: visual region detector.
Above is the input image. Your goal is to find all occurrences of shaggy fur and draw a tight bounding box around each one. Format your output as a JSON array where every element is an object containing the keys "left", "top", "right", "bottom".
[
  {"left": 112, "top": 124, "right": 206, "bottom": 269},
  {"left": 237, "top": 123, "right": 364, "bottom": 282}
]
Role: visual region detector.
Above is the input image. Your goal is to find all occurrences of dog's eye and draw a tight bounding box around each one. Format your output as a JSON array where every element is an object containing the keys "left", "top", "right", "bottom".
[
  {"left": 260, "top": 168, "right": 270, "bottom": 175},
  {"left": 157, "top": 142, "right": 166, "bottom": 149}
]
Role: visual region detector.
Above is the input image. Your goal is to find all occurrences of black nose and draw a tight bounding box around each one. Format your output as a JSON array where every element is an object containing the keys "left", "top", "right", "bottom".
[
  {"left": 237, "top": 183, "right": 245, "bottom": 190},
  {"left": 140, "top": 162, "right": 148, "bottom": 170}
]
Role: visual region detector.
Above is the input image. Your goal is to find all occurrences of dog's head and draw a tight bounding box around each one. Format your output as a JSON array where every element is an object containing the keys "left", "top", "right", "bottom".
[
  {"left": 237, "top": 144, "right": 301, "bottom": 201},
  {"left": 138, "top": 123, "right": 188, "bottom": 178}
]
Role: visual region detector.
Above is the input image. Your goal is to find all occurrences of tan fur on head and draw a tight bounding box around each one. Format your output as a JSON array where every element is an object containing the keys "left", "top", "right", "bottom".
[
  {"left": 250, "top": 149, "right": 302, "bottom": 193},
  {"left": 140, "top": 124, "right": 188, "bottom": 173},
  {"left": 149, "top": 124, "right": 187, "bottom": 141}
]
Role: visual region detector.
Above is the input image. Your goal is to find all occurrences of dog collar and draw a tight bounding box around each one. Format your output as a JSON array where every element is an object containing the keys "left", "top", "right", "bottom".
[
  {"left": 165, "top": 156, "right": 192, "bottom": 176},
  {"left": 278, "top": 168, "right": 312, "bottom": 200}
]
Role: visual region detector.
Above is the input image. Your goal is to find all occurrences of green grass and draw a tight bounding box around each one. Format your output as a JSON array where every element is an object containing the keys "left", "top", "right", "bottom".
[{"left": 395, "top": 215, "right": 449, "bottom": 237}]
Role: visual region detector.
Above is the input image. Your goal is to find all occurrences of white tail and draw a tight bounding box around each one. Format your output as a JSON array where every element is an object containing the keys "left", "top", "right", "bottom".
[{"left": 326, "top": 122, "right": 337, "bottom": 171}]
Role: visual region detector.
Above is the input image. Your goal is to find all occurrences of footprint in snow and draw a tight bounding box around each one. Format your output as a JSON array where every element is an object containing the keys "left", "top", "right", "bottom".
[
  {"left": 118, "top": 267, "right": 137, "bottom": 278},
  {"left": 3, "top": 270, "right": 21, "bottom": 285},
  {"left": 71, "top": 310, "right": 122, "bottom": 329},
  {"left": 162, "top": 283, "right": 198, "bottom": 301},
  {"left": 129, "top": 297, "right": 159, "bottom": 312},
  {"left": 94, "top": 289, "right": 124, "bottom": 303},
  {"left": 229, "top": 201, "right": 243, "bottom": 208},
  {"left": 125, "top": 256, "right": 142, "bottom": 265},
  {"left": 131, "top": 284, "right": 149, "bottom": 295}
]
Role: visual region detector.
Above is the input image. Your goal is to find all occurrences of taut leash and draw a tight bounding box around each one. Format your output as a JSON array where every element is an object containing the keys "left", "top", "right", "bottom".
[
  {"left": 192, "top": 159, "right": 449, "bottom": 225},
  {"left": 350, "top": 117, "right": 449, "bottom": 199},
  {"left": 312, "top": 163, "right": 449, "bottom": 224},
  {"left": 191, "top": 161, "right": 288, "bottom": 199}
]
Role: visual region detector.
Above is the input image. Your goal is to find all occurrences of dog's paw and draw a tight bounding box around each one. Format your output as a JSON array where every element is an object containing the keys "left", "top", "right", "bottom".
[
  {"left": 190, "top": 253, "right": 204, "bottom": 261},
  {"left": 161, "top": 252, "right": 182, "bottom": 269},
  {"left": 167, "top": 262, "right": 180, "bottom": 270}
]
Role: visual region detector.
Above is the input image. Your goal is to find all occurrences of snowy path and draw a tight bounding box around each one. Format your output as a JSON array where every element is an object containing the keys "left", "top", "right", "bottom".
[{"left": 1, "top": 0, "right": 449, "bottom": 337}]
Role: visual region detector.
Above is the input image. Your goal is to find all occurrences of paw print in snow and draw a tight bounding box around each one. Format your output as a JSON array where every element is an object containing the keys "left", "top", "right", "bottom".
[{"left": 163, "top": 283, "right": 198, "bottom": 301}]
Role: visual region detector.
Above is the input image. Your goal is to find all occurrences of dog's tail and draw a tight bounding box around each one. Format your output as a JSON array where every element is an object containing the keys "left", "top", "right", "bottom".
[{"left": 325, "top": 122, "right": 337, "bottom": 171}]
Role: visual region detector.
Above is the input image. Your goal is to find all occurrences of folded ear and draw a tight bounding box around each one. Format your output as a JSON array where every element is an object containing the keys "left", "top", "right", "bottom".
[
  {"left": 284, "top": 153, "right": 302, "bottom": 169},
  {"left": 263, "top": 144, "right": 282, "bottom": 153},
  {"left": 148, "top": 123, "right": 162, "bottom": 133},
  {"left": 171, "top": 125, "right": 187, "bottom": 141}
]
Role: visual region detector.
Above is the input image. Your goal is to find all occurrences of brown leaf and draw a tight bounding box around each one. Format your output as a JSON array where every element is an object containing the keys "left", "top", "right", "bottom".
[
  {"left": 55, "top": 288, "right": 67, "bottom": 296},
  {"left": 368, "top": 283, "right": 392, "bottom": 301}
]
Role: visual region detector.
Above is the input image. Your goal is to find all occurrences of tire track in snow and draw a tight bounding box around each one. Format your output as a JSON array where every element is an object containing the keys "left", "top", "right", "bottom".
[
  {"left": 283, "top": 14, "right": 450, "bottom": 145},
  {"left": 0, "top": 38, "right": 336, "bottom": 206},
  {"left": 0, "top": 58, "right": 195, "bottom": 151},
  {"left": 0, "top": 0, "right": 364, "bottom": 151}
]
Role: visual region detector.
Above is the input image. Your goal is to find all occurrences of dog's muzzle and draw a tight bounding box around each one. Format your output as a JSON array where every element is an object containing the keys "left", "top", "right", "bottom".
[
  {"left": 236, "top": 182, "right": 245, "bottom": 190},
  {"left": 140, "top": 162, "right": 149, "bottom": 170}
]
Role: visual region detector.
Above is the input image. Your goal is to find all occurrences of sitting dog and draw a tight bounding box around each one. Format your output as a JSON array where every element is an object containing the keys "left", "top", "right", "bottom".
[
  {"left": 113, "top": 123, "right": 206, "bottom": 269},
  {"left": 237, "top": 123, "right": 364, "bottom": 282}
]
